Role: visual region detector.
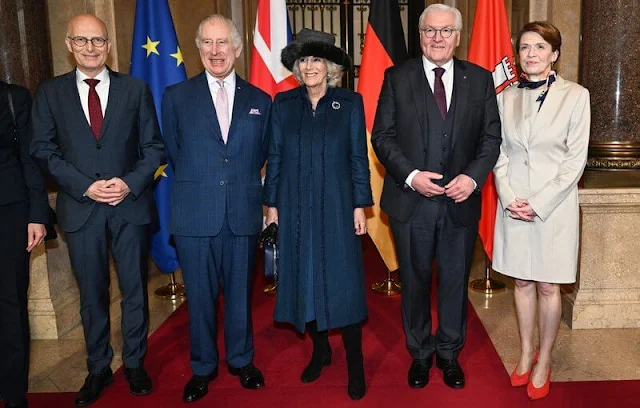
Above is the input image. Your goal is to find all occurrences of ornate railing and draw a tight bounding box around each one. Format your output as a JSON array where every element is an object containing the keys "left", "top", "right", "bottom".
[{"left": 286, "top": 0, "right": 409, "bottom": 90}]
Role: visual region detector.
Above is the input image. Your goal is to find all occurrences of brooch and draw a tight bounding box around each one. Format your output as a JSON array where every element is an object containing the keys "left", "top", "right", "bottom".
[{"left": 331, "top": 101, "right": 340, "bottom": 110}]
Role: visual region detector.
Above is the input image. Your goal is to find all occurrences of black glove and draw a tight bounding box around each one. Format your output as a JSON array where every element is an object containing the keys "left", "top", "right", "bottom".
[{"left": 258, "top": 222, "right": 278, "bottom": 246}]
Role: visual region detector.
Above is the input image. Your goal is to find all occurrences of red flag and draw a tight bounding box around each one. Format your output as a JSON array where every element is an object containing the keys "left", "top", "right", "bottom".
[
  {"left": 467, "top": 0, "right": 518, "bottom": 260},
  {"left": 358, "top": 1, "right": 408, "bottom": 271},
  {"left": 249, "top": 0, "right": 298, "bottom": 97}
]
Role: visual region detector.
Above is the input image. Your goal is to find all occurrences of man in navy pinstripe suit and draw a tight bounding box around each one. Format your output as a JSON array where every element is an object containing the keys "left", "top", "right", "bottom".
[{"left": 161, "top": 14, "right": 271, "bottom": 403}]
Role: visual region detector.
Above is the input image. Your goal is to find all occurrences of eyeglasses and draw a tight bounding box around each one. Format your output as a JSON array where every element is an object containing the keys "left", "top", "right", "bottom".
[
  {"left": 67, "top": 36, "right": 109, "bottom": 47},
  {"left": 419, "top": 27, "right": 457, "bottom": 38}
]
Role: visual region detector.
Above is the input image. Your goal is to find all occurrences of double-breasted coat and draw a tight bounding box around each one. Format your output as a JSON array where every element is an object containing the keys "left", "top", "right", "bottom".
[
  {"left": 492, "top": 75, "right": 591, "bottom": 283},
  {"left": 264, "top": 86, "right": 373, "bottom": 333}
]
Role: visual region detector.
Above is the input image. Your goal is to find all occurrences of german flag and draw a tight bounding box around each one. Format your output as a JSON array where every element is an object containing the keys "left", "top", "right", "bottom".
[{"left": 357, "top": 0, "right": 408, "bottom": 272}]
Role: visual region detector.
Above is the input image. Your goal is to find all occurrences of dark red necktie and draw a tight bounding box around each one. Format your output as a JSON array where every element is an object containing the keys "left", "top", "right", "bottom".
[
  {"left": 84, "top": 78, "right": 103, "bottom": 139},
  {"left": 433, "top": 67, "right": 447, "bottom": 119}
]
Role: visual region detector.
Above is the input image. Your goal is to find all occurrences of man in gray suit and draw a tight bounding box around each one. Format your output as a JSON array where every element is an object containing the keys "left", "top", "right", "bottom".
[{"left": 31, "top": 13, "right": 164, "bottom": 407}]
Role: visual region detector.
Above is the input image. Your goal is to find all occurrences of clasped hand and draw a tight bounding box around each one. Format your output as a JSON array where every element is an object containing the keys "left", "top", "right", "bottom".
[
  {"left": 412, "top": 172, "right": 474, "bottom": 203},
  {"left": 85, "top": 178, "right": 131, "bottom": 206},
  {"left": 507, "top": 198, "right": 537, "bottom": 222}
]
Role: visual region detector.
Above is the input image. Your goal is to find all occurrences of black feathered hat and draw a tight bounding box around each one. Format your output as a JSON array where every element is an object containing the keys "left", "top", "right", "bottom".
[{"left": 281, "top": 28, "right": 352, "bottom": 71}]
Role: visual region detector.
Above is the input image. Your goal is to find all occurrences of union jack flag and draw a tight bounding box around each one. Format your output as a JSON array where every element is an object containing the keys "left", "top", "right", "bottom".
[{"left": 250, "top": 0, "right": 298, "bottom": 97}]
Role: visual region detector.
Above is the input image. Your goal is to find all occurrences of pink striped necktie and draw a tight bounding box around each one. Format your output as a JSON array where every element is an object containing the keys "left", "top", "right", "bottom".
[{"left": 216, "top": 80, "right": 229, "bottom": 143}]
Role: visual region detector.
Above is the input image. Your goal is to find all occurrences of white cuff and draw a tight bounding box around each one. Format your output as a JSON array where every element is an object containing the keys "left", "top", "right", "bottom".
[{"left": 405, "top": 170, "right": 420, "bottom": 190}]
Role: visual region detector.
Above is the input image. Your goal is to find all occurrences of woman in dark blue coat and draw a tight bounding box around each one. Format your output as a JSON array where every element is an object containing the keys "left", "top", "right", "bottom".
[{"left": 263, "top": 29, "right": 373, "bottom": 400}]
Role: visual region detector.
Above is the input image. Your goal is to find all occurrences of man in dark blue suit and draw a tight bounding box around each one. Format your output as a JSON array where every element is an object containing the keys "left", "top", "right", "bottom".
[
  {"left": 162, "top": 14, "right": 271, "bottom": 403},
  {"left": 30, "top": 14, "right": 164, "bottom": 407}
]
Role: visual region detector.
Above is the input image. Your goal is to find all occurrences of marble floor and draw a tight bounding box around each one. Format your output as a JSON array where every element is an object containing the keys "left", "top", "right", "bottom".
[{"left": 27, "top": 241, "right": 640, "bottom": 394}]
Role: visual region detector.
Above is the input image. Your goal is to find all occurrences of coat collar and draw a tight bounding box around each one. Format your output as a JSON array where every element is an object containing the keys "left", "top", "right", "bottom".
[
  {"left": 529, "top": 74, "right": 568, "bottom": 143},
  {"left": 100, "top": 67, "right": 121, "bottom": 139},
  {"left": 407, "top": 58, "right": 429, "bottom": 144},
  {"left": 451, "top": 58, "right": 469, "bottom": 149},
  {"left": 512, "top": 74, "right": 569, "bottom": 146}
]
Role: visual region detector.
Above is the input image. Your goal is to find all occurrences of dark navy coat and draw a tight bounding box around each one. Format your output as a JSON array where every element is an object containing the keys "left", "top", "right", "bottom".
[{"left": 264, "top": 86, "right": 373, "bottom": 333}]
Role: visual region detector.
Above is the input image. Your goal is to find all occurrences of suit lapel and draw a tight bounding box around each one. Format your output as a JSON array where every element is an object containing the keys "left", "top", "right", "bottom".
[
  {"left": 529, "top": 75, "right": 568, "bottom": 144},
  {"left": 99, "top": 68, "right": 121, "bottom": 139},
  {"left": 511, "top": 89, "right": 529, "bottom": 149},
  {"left": 451, "top": 58, "right": 468, "bottom": 149},
  {"left": 63, "top": 71, "right": 92, "bottom": 135},
  {"left": 408, "top": 60, "right": 429, "bottom": 146},
  {"left": 228, "top": 75, "right": 250, "bottom": 144},
  {"left": 195, "top": 72, "right": 224, "bottom": 143}
]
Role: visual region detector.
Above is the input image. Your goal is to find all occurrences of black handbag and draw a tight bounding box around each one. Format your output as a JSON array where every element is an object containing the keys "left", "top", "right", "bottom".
[
  {"left": 7, "top": 89, "right": 57, "bottom": 241},
  {"left": 258, "top": 223, "right": 278, "bottom": 280}
]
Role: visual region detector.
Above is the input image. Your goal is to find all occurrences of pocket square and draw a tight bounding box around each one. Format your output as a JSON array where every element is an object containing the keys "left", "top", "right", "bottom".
[{"left": 249, "top": 108, "right": 261, "bottom": 115}]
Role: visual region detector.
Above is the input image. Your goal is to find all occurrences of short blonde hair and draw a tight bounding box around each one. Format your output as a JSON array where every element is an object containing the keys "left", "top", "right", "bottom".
[{"left": 292, "top": 58, "right": 344, "bottom": 87}]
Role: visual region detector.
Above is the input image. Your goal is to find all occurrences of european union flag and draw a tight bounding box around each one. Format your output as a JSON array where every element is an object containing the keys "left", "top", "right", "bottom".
[{"left": 130, "top": 0, "right": 186, "bottom": 273}]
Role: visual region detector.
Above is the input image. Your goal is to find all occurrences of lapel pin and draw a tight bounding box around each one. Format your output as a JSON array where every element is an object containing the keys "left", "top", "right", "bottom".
[{"left": 332, "top": 101, "right": 340, "bottom": 110}]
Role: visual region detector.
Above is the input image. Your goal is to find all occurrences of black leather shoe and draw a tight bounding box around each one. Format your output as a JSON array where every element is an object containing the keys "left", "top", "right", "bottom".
[
  {"left": 228, "top": 363, "right": 265, "bottom": 389},
  {"left": 124, "top": 366, "right": 152, "bottom": 396},
  {"left": 408, "top": 358, "right": 431, "bottom": 389},
  {"left": 183, "top": 369, "right": 218, "bottom": 403},
  {"left": 301, "top": 345, "right": 332, "bottom": 383},
  {"left": 436, "top": 356, "right": 465, "bottom": 389},
  {"left": 75, "top": 368, "right": 114, "bottom": 407}
]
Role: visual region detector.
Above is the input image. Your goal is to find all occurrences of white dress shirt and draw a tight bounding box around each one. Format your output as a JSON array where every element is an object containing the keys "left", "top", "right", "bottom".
[
  {"left": 76, "top": 68, "right": 110, "bottom": 125},
  {"left": 206, "top": 70, "right": 236, "bottom": 123},
  {"left": 405, "top": 57, "right": 476, "bottom": 190}
]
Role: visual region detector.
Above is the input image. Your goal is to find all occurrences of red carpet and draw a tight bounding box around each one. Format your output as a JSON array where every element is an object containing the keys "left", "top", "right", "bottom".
[{"left": 27, "top": 237, "right": 640, "bottom": 407}]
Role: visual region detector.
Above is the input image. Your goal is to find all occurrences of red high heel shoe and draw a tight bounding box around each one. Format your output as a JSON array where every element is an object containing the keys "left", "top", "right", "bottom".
[
  {"left": 527, "top": 367, "right": 552, "bottom": 400},
  {"left": 510, "top": 350, "right": 539, "bottom": 387}
]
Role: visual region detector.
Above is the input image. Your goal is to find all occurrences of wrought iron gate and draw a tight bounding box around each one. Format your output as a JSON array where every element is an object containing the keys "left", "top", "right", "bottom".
[{"left": 286, "top": 1, "right": 410, "bottom": 90}]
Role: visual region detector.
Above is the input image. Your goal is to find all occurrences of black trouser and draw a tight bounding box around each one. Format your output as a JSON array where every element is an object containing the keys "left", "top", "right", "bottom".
[
  {"left": 0, "top": 200, "right": 30, "bottom": 403},
  {"left": 65, "top": 204, "right": 150, "bottom": 374},
  {"left": 391, "top": 198, "right": 477, "bottom": 360}
]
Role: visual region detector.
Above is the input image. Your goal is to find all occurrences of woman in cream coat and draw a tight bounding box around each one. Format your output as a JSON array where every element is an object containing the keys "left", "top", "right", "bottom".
[{"left": 492, "top": 21, "right": 590, "bottom": 400}]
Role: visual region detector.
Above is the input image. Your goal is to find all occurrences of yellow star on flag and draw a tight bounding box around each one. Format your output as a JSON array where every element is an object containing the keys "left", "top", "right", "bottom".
[
  {"left": 154, "top": 164, "right": 168, "bottom": 180},
  {"left": 170, "top": 46, "right": 184, "bottom": 67},
  {"left": 142, "top": 36, "right": 160, "bottom": 57}
]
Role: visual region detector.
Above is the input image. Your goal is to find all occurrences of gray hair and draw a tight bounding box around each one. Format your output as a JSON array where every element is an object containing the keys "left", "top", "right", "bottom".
[
  {"left": 291, "top": 58, "right": 344, "bottom": 88},
  {"left": 195, "top": 14, "right": 243, "bottom": 51},
  {"left": 419, "top": 4, "right": 463, "bottom": 32}
]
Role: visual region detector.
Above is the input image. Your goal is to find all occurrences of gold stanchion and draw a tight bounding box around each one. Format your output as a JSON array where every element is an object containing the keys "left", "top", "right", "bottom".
[
  {"left": 371, "top": 269, "right": 401, "bottom": 296},
  {"left": 154, "top": 272, "right": 186, "bottom": 300},
  {"left": 469, "top": 254, "right": 506, "bottom": 294}
]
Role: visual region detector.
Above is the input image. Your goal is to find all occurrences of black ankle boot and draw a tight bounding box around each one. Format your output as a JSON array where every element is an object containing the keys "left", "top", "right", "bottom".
[
  {"left": 301, "top": 321, "right": 332, "bottom": 383},
  {"left": 342, "top": 323, "right": 366, "bottom": 400}
]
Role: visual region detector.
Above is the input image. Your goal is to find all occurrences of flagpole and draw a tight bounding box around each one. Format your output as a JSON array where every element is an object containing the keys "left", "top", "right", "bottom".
[
  {"left": 155, "top": 272, "right": 186, "bottom": 300},
  {"left": 469, "top": 253, "right": 505, "bottom": 295},
  {"left": 371, "top": 269, "right": 401, "bottom": 296}
]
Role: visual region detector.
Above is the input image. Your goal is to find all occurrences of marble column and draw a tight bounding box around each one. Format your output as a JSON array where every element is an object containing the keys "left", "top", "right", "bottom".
[
  {"left": 581, "top": 1, "right": 640, "bottom": 186},
  {"left": 0, "top": 0, "right": 52, "bottom": 93}
]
